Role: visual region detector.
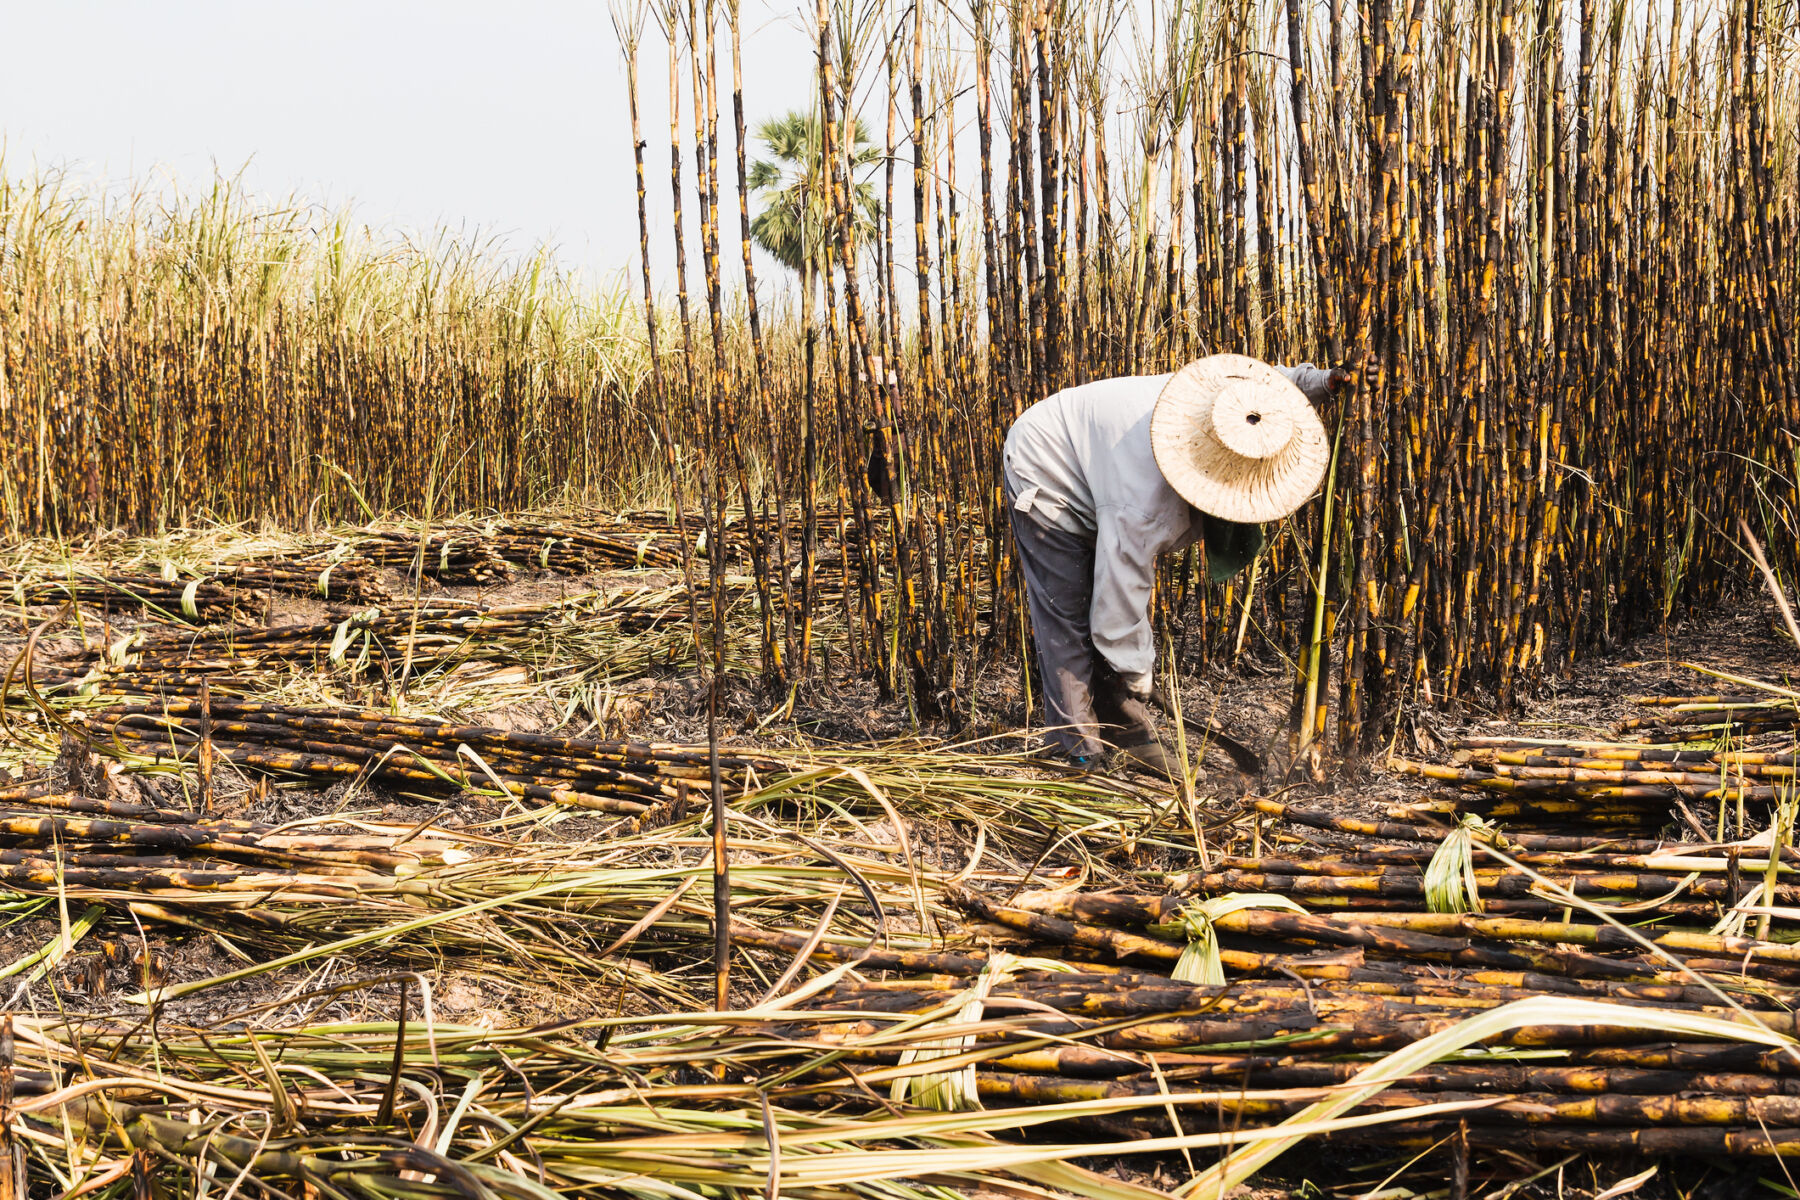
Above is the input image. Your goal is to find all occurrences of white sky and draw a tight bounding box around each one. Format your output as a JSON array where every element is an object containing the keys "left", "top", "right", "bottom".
[{"left": 0, "top": 0, "right": 829, "bottom": 293}]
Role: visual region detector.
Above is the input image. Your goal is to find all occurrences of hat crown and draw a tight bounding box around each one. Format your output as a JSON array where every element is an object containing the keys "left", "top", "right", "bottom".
[
  {"left": 1210, "top": 379, "right": 1295, "bottom": 460},
  {"left": 1148, "top": 354, "right": 1331, "bottom": 524}
]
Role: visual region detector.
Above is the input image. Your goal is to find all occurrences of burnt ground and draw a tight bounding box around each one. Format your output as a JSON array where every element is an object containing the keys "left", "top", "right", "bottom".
[{"left": 2, "top": 557, "right": 1797, "bottom": 1199}]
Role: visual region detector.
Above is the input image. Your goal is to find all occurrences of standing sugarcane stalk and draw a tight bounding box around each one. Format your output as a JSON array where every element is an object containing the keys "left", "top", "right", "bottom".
[
  {"left": 727, "top": 0, "right": 797, "bottom": 682},
  {"left": 687, "top": 0, "right": 736, "bottom": 684},
  {"left": 1281, "top": 0, "right": 1345, "bottom": 760},
  {"left": 972, "top": 0, "right": 1020, "bottom": 663},
  {"left": 815, "top": 0, "right": 936, "bottom": 716},
  {"left": 908, "top": 0, "right": 951, "bottom": 709},
  {"left": 1034, "top": 0, "right": 1063, "bottom": 392},
  {"left": 614, "top": 16, "right": 703, "bottom": 674},
  {"left": 683, "top": 0, "right": 737, "bottom": 1011}
]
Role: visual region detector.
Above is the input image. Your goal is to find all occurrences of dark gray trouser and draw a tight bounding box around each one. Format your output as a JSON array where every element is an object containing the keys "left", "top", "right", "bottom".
[{"left": 1007, "top": 498, "right": 1159, "bottom": 757}]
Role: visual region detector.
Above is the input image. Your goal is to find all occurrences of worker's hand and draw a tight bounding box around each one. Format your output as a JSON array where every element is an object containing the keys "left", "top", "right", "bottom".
[
  {"left": 1329, "top": 349, "right": 1376, "bottom": 394},
  {"left": 1120, "top": 671, "right": 1155, "bottom": 702}
]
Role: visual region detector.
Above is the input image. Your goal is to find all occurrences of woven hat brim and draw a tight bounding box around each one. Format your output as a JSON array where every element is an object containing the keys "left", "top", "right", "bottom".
[{"left": 1149, "top": 354, "right": 1331, "bottom": 524}]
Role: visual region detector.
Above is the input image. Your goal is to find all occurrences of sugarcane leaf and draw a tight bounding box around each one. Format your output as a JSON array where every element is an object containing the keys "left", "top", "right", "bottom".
[
  {"left": 1594, "top": 1165, "right": 1658, "bottom": 1200},
  {"left": 890, "top": 952, "right": 1083, "bottom": 1111},
  {"left": 455, "top": 743, "right": 513, "bottom": 796},
  {"left": 0, "top": 903, "right": 102, "bottom": 982},
  {"left": 437, "top": 1073, "right": 485, "bottom": 1156},
  {"left": 377, "top": 977, "right": 410, "bottom": 1125},
  {"left": 244, "top": 1027, "right": 296, "bottom": 1133},
  {"left": 1424, "top": 815, "right": 1494, "bottom": 914},
  {"left": 328, "top": 615, "right": 355, "bottom": 666},
  {"left": 1170, "top": 894, "right": 1305, "bottom": 985},
  {"left": 1533, "top": 871, "right": 1700, "bottom": 914}
]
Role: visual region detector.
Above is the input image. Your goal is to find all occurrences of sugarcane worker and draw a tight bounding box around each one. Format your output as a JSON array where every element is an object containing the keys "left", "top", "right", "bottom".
[{"left": 1004, "top": 354, "right": 1348, "bottom": 773}]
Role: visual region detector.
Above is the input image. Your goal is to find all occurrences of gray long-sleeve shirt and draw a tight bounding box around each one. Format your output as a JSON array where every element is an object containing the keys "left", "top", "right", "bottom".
[{"left": 1002, "top": 364, "right": 1334, "bottom": 691}]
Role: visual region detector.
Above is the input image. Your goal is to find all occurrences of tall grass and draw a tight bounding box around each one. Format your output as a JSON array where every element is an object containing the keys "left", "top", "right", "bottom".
[{"left": 0, "top": 167, "right": 652, "bottom": 534}]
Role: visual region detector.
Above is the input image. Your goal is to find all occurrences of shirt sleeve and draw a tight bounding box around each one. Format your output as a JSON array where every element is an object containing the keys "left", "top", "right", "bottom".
[
  {"left": 1277, "top": 362, "right": 1334, "bottom": 403},
  {"left": 1089, "top": 506, "right": 1167, "bottom": 691}
]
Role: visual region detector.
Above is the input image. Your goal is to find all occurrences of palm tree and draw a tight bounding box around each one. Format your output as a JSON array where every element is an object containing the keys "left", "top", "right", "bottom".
[{"left": 747, "top": 110, "right": 881, "bottom": 328}]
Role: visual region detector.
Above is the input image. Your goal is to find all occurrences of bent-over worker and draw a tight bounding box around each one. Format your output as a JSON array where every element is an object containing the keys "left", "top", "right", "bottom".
[{"left": 1003, "top": 354, "right": 1348, "bottom": 773}]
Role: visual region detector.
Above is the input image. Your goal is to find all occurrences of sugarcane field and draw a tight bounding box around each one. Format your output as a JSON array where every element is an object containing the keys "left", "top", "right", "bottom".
[{"left": 1, "top": 0, "right": 1798, "bottom": 1197}]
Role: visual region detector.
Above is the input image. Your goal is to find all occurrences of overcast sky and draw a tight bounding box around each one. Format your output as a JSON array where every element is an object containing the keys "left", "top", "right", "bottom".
[{"left": 0, "top": 0, "right": 834, "bottom": 293}]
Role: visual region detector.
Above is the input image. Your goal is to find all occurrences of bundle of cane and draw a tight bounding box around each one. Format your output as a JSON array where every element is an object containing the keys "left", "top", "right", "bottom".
[
  {"left": 215, "top": 555, "right": 391, "bottom": 604},
  {"left": 2, "top": 557, "right": 390, "bottom": 623},
  {"left": 954, "top": 883, "right": 1800, "bottom": 987},
  {"left": 922, "top": 798, "right": 1800, "bottom": 988},
  {"left": 484, "top": 520, "right": 688, "bottom": 571},
  {"left": 1618, "top": 693, "right": 1800, "bottom": 742},
  {"left": 1392, "top": 736, "right": 1792, "bottom": 829},
  {"left": 757, "top": 965, "right": 1800, "bottom": 1157},
  {"left": 605, "top": 508, "right": 725, "bottom": 531},
  {"left": 0, "top": 773, "right": 463, "bottom": 883},
  {"left": 1394, "top": 675, "right": 1800, "bottom": 830},
  {"left": 52, "top": 593, "right": 689, "bottom": 681},
  {"left": 1, "top": 569, "right": 242, "bottom": 622},
  {"left": 350, "top": 528, "right": 513, "bottom": 584},
  {"left": 77, "top": 695, "right": 782, "bottom": 815},
  {"left": 1, "top": 814, "right": 939, "bottom": 1008}
]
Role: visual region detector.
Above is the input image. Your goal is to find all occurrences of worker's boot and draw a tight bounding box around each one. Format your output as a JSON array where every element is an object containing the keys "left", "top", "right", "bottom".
[
  {"left": 1114, "top": 736, "right": 1184, "bottom": 777},
  {"left": 1093, "top": 670, "right": 1188, "bottom": 779}
]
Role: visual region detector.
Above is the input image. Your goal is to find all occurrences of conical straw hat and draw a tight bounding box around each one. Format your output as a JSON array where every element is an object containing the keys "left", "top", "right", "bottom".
[{"left": 1149, "top": 354, "right": 1330, "bottom": 524}]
